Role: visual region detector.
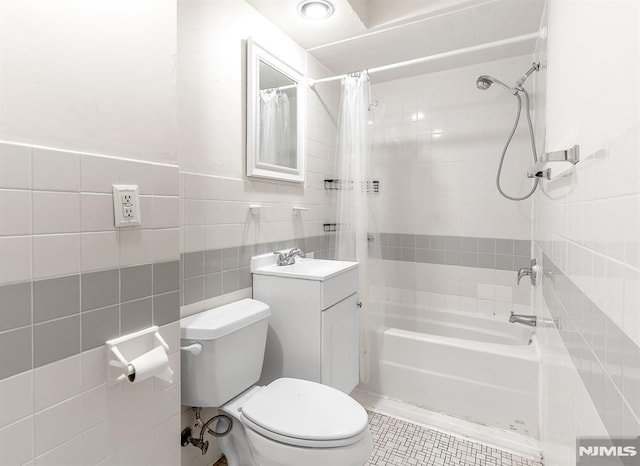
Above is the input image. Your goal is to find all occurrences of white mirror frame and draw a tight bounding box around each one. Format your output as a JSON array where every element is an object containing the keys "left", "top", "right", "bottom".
[{"left": 246, "top": 38, "right": 306, "bottom": 183}]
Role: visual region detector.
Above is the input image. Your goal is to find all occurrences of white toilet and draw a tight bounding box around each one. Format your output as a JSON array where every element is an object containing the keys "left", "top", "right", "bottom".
[{"left": 180, "top": 298, "right": 372, "bottom": 466}]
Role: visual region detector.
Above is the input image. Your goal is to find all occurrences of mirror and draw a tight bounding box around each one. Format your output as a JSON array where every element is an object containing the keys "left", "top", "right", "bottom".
[{"left": 247, "top": 38, "right": 305, "bottom": 182}]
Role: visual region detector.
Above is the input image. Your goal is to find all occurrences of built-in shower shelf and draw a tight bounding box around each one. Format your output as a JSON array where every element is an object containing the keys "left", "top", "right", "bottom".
[
  {"left": 527, "top": 144, "right": 580, "bottom": 180},
  {"left": 324, "top": 179, "right": 380, "bottom": 193}
]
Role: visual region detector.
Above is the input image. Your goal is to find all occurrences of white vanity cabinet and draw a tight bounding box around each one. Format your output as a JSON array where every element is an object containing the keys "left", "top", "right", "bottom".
[{"left": 252, "top": 258, "right": 359, "bottom": 394}]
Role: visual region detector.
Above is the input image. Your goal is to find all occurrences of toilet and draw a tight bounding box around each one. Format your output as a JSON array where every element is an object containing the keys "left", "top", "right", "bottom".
[{"left": 180, "top": 298, "right": 372, "bottom": 466}]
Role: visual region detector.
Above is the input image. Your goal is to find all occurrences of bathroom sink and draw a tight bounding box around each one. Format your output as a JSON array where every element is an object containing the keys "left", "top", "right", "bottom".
[{"left": 252, "top": 257, "right": 358, "bottom": 281}]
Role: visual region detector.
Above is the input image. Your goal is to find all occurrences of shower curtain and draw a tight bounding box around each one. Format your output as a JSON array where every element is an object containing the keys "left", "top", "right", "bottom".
[
  {"left": 259, "top": 89, "right": 291, "bottom": 166},
  {"left": 335, "top": 72, "right": 379, "bottom": 383}
]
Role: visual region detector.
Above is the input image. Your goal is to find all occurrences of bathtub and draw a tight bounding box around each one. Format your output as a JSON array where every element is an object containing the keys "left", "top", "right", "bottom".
[{"left": 360, "top": 303, "right": 540, "bottom": 438}]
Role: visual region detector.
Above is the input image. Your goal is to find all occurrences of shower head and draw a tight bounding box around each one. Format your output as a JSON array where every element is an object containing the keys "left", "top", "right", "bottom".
[{"left": 476, "top": 75, "right": 515, "bottom": 94}]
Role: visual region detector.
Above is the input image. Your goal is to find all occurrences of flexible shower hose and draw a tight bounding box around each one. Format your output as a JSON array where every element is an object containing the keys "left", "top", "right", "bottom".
[{"left": 496, "top": 88, "right": 539, "bottom": 201}]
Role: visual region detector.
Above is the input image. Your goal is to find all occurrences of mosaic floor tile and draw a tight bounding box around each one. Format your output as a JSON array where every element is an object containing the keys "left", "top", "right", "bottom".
[
  {"left": 366, "top": 411, "right": 543, "bottom": 466},
  {"left": 212, "top": 411, "right": 543, "bottom": 466}
]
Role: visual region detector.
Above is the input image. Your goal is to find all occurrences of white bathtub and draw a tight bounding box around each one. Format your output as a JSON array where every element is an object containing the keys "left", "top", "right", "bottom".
[{"left": 360, "top": 303, "right": 540, "bottom": 438}]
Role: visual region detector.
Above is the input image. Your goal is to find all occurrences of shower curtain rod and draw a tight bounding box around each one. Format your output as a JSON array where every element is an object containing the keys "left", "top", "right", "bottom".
[
  {"left": 308, "top": 31, "right": 542, "bottom": 86},
  {"left": 263, "top": 83, "right": 297, "bottom": 92}
]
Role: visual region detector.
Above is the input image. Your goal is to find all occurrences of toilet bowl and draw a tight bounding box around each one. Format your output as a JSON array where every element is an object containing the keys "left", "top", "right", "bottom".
[
  {"left": 219, "top": 379, "right": 371, "bottom": 466},
  {"left": 180, "top": 299, "right": 372, "bottom": 466}
]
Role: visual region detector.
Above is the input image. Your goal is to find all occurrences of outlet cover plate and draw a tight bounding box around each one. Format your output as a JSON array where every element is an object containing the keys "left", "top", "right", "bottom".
[{"left": 112, "top": 184, "right": 142, "bottom": 228}]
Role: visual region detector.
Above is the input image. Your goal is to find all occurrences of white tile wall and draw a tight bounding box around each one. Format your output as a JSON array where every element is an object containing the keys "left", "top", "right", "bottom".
[
  {"left": 0, "top": 142, "right": 180, "bottom": 285},
  {"left": 81, "top": 232, "right": 120, "bottom": 272},
  {"left": 0, "top": 417, "right": 34, "bottom": 465},
  {"left": 0, "top": 189, "right": 31, "bottom": 236},
  {"left": 534, "top": 1, "right": 640, "bottom": 464},
  {"left": 0, "top": 321, "right": 181, "bottom": 465},
  {"left": 368, "top": 260, "right": 528, "bottom": 315},
  {"left": 0, "top": 141, "right": 181, "bottom": 464},
  {"left": 119, "top": 160, "right": 154, "bottom": 195},
  {"left": 0, "top": 143, "right": 31, "bottom": 190},
  {"left": 0, "top": 235, "right": 32, "bottom": 284},
  {"left": 369, "top": 55, "right": 535, "bottom": 240},
  {"left": 152, "top": 228, "right": 181, "bottom": 262},
  {"left": 34, "top": 394, "right": 83, "bottom": 456},
  {"left": 34, "top": 355, "right": 82, "bottom": 412},
  {"left": 0, "top": 371, "right": 33, "bottom": 430},
  {"left": 32, "top": 234, "right": 81, "bottom": 279},
  {"left": 32, "top": 149, "right": 80, "bottom": 193},
  {"left": 177, "top": 56, "right": 339, "bottom": 257},
  {"left": 180, "top": 173, "right": 328, "bottom": 251},
  {"left": 81, "top": 194, "right": 115, "bottom": 232},
  {"left": 32, "top": 192, "right": 81, "bottom": 234},
  {"left": 81, "top": 155, "right": 119, "bottom": 194}
]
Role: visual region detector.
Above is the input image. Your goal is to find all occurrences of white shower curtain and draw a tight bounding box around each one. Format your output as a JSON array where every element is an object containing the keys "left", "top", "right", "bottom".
[
  {"left": 335, "top": 72, "right": 376, "bottom": 383},
  {"left": 259, "top": 89, "right": 291, "bottom": 167}
]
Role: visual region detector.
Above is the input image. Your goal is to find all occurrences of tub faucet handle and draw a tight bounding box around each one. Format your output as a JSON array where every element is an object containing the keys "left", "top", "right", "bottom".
[
  {"left": 517, "top": 268, "right": 531, "bottom": 285},
  {"left": 517, "top": 258, "right": 538, "bottom": 286}
]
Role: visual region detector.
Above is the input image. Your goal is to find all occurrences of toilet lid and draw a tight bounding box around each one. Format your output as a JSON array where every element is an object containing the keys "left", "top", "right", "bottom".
[{"left": 240, "top": 378, "right": 369, "bottom": 445}]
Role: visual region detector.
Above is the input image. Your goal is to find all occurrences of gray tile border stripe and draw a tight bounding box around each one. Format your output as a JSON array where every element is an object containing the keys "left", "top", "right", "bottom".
[
  {"left": 0, "top": 259, "right": 180, "bottom": 381},
  {"left": 222, "top": 247, "right": 239, "bottom": 270},
  {"left": 121, "top": 297, "right": 153, "bottom": 335},
  {"left": 183, "top": 277, "right": 204, "bottom": 306},
  {"left": 372, "top": 234, "right": 530, "bottom": 272},
  {"left": 222, "top": 270, "right": 239, "bottom": 295},
  {"left": 82, "top": 269, "right": 119, "bottom": 312},
  {"left": 204, "top": 273, "right": 223, "bottom": 300},
  {"left": 179, "top": 234, "right": 336, "bottom": 306},
  {"left": 153, "top": 291, "right": 180, "bottom": 327},
  {"left": 34, "top": 315, "right": 80, "bottom": 368},
  {"left": 178, "top": 234, "right": 530, "bottom": 310},
  {"left": 81, "top": 305, "right": 119, "bottom": 352},
  {"left": 0, "top": 230, "right": 528, "bottom": 380},
  {"left": 153, "top": 261, "right": 180, "bottom": 295},
  {"left": 541, "top": 252, "right": 640, "bottom": 435},
  {"left": 33, "top": 275, "right": 80, "bottom": 324},
  {"left": 120, "top": 264, "right": 152, "bottom": 303},
  {"left": 204, "top": 250, "right": 223, "bottom": 274},
  {"left": 183, "top": 251, "right": 205, "bottom": 279}
]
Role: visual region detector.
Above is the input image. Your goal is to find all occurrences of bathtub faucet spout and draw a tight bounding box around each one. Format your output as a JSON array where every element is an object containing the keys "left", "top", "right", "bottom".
[{"left": 509, "top": 312, "right": 537, "bottom": 327}]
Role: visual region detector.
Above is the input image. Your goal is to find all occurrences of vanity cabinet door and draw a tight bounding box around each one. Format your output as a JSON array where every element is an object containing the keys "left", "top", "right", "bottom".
[{"left": 321, "top": 293, "right": 359, "bottom": 393}]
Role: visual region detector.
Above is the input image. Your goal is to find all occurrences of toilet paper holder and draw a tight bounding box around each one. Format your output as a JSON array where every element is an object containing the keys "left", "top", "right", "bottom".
[{"left": 106, "top": 326, "right": 171, "bottom": 386}]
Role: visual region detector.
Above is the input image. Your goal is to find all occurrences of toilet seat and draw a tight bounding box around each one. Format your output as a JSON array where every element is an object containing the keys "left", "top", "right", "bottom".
[{"left": 240, "top": 378, "right": 369, "bottom": 448}]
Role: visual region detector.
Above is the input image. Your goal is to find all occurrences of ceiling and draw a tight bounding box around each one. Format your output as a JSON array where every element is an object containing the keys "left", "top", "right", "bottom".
[{"left": 246, "top": 0, "right": 545, "bottom": 81}]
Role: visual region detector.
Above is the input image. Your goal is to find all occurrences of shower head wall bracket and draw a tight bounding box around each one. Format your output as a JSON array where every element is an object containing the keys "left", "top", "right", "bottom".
[{"left": 543, "top": 144, "right": 580, "bottom": 164}]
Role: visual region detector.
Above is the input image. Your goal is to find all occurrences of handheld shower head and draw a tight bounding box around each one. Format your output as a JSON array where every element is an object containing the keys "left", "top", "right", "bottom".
[
  {"left": 476, "top": 75, "right": 515, "bottom": 94},
  {"left": 476, "top": 76, "right": 492, "bottom": 90}
]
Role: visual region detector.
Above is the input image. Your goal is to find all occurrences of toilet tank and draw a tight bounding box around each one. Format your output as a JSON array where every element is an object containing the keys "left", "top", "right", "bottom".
[{"left": 180, "top": 299, "right": 271, "bottom": 407}]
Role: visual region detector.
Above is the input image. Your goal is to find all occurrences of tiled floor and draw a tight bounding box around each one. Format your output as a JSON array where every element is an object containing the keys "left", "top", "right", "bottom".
[
  {"left": 366, "top": 411, "right": 542, "bottom": 466},
  {"left": 213, "top": 411, "right": 543, "bottom": 466}
]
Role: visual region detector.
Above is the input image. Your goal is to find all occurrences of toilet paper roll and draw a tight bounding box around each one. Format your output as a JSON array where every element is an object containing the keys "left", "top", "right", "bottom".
[{"left": 127, "top": 346, "right": 174, "bottom": 384}]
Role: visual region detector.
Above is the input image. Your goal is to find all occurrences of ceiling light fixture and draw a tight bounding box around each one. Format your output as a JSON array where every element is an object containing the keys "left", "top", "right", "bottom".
[{"left": 298, "top": 1, "right": 334, "bottom": 20}]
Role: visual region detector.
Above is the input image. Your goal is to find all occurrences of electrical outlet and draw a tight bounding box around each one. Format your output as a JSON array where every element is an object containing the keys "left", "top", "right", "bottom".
[{"left": 113, "top": 184, "right": 142, "bottom": 227}]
